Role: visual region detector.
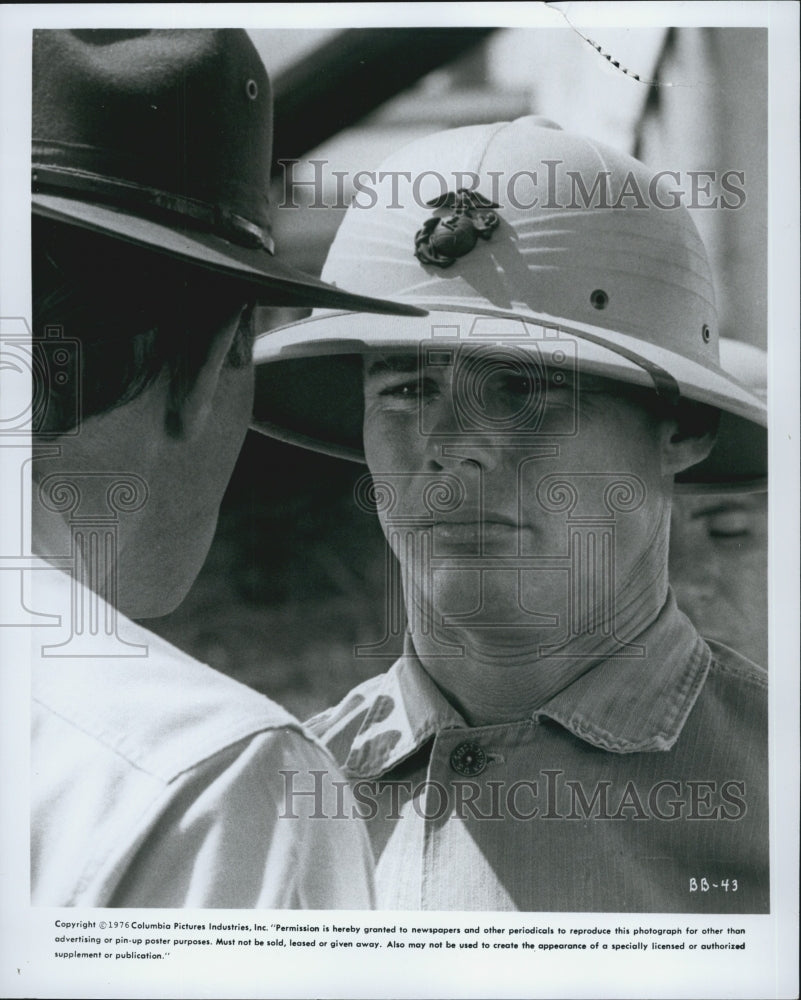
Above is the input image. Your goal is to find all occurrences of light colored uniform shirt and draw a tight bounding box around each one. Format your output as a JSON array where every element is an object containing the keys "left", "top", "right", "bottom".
[
  {"left": 308, "top": 593, "right": 768, "bottom": 912},
  {"left": 31, "top": 564, "right": 374, "bottom": 908}
]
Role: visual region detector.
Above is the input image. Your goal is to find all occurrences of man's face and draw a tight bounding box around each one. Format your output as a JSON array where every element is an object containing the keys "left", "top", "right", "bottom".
[
  {"left": 362, "top": 347, "right": 673, "bottom": 646},
  {"left": 669, "top": 493, "right": 767, "bottom": 664}
]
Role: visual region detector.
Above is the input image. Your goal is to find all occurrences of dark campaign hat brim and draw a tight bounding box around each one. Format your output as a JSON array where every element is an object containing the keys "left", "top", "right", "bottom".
[
  {"left": 32, "top": 193, "right": 427, "bottom": 315},
  {"left": 31, "top": 29, "right": 425, "bottom": 318}
]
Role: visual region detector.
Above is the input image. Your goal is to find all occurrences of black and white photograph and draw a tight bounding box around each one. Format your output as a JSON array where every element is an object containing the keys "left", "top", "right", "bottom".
[{"left": 1, "top": 3, "right": 798, "bottom": 998}]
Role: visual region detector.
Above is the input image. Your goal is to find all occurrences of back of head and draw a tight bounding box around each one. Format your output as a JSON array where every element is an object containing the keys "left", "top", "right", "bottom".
[{"left": 30, "top": 29, "right": 272, "bottom": 619}]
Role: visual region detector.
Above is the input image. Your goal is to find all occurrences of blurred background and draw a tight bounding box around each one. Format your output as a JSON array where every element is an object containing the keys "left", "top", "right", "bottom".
[{"left": 147, "top": 27, "right": 768, "bottom": 719}]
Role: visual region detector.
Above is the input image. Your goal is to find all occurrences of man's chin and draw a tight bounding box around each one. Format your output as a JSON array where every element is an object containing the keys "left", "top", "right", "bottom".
[{"left": 417, "top": 585, "right": 562, "bottom": 641}]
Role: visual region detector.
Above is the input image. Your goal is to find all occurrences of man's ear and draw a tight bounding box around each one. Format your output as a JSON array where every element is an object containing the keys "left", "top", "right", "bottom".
[
  {"left": 659, "top": 414, "right": 719, "bottom": 477},
  {"left": 173, "top": 308, "right": 244, "bottom": 439}
]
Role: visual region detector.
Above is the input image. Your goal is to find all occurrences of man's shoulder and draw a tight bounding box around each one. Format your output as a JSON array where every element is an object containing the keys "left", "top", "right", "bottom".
[
  {"left": 33, "top": 613, "right": 310, "bottom": 785},
  {"left": 683, "top": 638, "right": 768, "bottom": 744},
  {"left": 32, "top": 617, "right": 372, "bottom": 909}
]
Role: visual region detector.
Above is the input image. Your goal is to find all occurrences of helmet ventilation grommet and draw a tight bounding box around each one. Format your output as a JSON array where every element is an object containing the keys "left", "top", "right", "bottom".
[{"left": 590, "top": 289, "right": 609, "bottom": 310}]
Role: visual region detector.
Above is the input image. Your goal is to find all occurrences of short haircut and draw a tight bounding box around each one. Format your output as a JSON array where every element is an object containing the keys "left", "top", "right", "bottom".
[{"left": 32, "top": 217, "right": 255, "bottom": 437}]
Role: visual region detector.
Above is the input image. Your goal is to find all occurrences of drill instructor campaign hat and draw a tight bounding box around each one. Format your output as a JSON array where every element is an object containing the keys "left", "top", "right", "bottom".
[
  {"left": 252, "top": 116, "right": 767, "bottom": 491},
  {"left": 31, "top": 29, "right": 424, "bottom": 316}
]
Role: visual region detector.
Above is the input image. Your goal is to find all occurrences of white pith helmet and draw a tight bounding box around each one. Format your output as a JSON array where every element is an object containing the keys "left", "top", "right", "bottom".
[{"left": 252, "top": 116, "right": 767, "bottom": 492}]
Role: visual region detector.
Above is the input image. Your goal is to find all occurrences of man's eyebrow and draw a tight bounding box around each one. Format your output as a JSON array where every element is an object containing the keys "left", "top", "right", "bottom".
[
  {"left": 690, "top": 502, "right": 750, "bottom": 520},
  {"left": 364, "top": 354, "right": 420, "bottom": 378}
]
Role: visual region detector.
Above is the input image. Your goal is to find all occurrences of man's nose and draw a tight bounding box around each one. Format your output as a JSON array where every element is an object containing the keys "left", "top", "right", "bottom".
[
  {"left": 422, "top": 399, "right": 503, "bottom": 473},
  {"left": 430, "top": 436, "right": 503, "bottom": 474}
]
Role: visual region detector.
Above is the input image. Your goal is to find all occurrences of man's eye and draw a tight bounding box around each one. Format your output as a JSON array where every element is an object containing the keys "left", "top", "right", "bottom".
[
  {"left": 380, "top": 381, "right": 418, "bottom": 397},
  {"left": 501, "top": 375, "right": 534, "bottom": 396},
  {"left": 483, "top": 371, "right": 540, "bottom": 397},
  {"left": 708, "top": 527, "right": 751, "bottom": 540},
  {"left": 706, "top": 511, "right": 752, "bottom": 539},
  {"left": 377, "top": 378, "right": 438, "bottom": 401}
]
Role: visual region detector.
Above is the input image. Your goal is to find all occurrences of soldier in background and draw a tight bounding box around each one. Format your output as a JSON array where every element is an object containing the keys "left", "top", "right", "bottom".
[{"left": 670, "top": 341, "right": 768, "bottom": 666}]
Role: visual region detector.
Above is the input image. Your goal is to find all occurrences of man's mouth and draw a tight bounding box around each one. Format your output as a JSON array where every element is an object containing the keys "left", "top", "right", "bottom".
[{"left": 432, "top": 517, "right": 525, "bottom": 547}]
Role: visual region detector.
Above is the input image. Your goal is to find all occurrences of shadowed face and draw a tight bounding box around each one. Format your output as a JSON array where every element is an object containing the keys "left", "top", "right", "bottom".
[
  {"left": 32, "top": 305, "right": 255, "bottom": 621},
  {"left": 126, "top": 308, "right": 255, "bottom": 618},
  {"left": 669, "top": 493, "right": 767, "bottom": 664},
  {"left": 362, "top": 348, "right": 675, "bottom": 645}
]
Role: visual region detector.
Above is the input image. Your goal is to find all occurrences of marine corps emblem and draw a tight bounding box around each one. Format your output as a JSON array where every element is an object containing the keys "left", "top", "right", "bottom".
[{"left": 414, "top": 189, "right": 500, "bottom": 267}]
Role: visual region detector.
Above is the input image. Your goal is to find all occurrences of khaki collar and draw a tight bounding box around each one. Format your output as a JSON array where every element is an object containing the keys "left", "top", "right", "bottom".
[{"left": 335, "top": 591, "right": 711, "bottom": 779}]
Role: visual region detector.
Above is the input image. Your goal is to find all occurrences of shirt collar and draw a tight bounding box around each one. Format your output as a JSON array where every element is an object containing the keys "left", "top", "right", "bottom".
[
  {"left": 337, "top": 653, "right": 466, "bottom": 779},
  {"left": 335, "top": 590, "right": 711, "bottom": 779}
]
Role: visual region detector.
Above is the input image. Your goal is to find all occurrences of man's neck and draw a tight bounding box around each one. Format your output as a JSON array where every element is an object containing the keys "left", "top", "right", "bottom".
[{"left": 408, "top": 534, "right": 672, "bottom": 728}]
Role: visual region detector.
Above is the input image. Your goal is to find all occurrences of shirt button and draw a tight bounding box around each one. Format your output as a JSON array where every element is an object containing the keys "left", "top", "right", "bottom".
[{"left": 450, "top": 741, "right": 487, "bottom": 776}]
